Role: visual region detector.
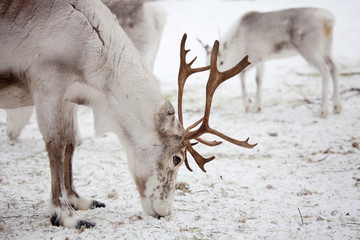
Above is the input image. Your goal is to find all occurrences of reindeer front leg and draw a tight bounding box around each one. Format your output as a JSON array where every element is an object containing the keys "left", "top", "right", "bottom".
[
  {"left": 34, "top": 91, "right": 94, "bottom": 228},
  {"left": 63, "top": 104, "right": 105, "bottom": 211}
]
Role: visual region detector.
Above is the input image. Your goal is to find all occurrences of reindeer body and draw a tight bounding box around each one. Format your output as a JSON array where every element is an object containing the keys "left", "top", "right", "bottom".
[
  {"left": 4, "top": 0, "right": 166, "bottom": 141},
  {"left": 216, "top": 8, "right": 341, "bottom": 117},
  {"left": 104, "top": 0, "right": 166, "bottom": 71},
  {"left": 1, "top": 0, "right": 184, "bottom": 228}
]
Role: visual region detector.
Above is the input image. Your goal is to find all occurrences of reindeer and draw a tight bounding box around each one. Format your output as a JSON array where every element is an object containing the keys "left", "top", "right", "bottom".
[
  {"left": 4, "top": 0, "right": 166, "bottom": 141},
  {"left": 103, "top": 0, "right": 166, "bottom": 71},
  {"left": 0, "top": 0, "right": 255, "bottom": 229},
  {"left": 199, "top": 8, "right": 341, "bottom": 117}
]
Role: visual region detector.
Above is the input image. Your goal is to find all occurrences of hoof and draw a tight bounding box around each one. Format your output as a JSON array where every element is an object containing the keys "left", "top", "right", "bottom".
[
  {"left": 76, "top": 220, "right": 95, "bottom": 229},
  {"left": 90, "top": 200, "right": 106, "bottom": 209},
  {"left": 334, "top": 103, "right": 342, "bottom": 114},
  {"left": 254, "top": 106, "right": 261, "bottom": 113},
  {"left": 50, "top": 213, "right": 60, "bottom": 227},
  {"left": 50, "top": 207, "right": 95, "bottom": 228},
  {"left": 318, "top": 107, "right": 329, "bottom": 118}
]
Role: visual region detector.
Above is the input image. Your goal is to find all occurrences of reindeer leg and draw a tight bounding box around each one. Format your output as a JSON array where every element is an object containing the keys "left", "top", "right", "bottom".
[
  {"left": 240, "top": 71, "right": 251, "bottom": 112},
  {"left": 253, "top": 63, "right": 264, "bottom": 113},
  {"left": 34, "top": 86, "right": 94, "bottom": 228},
  {"left": 299, "top": 48, "right": 330, "bottom": 117},
  {"left": 73, "top": 105, "right": 82, "bottom": 146},
  {"left": 63, "top": 104, "right": 105, "bottom": 210},
  {"left": 5, "top": 106, "right": 33, "bottom": 141},
  {"left": 317, "top": 65, "right": 330, "bottom": 118},
  {"left": 316, "top": 63, "right": 330, "bottom": 118},
  {"left": 326, "top": 57, "right": 342, "bottom": 114}
]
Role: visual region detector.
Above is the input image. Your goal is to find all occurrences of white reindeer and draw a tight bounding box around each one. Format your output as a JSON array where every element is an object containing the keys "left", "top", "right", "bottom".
[
  {"left": 199, "top": 8, "right": 341, "bottom": 117},
  {"left": 0, "top": 0, "right": 255, "bottom": 228},
  {"left": 103, "top": 0, "right": 166, "bottom": 71},
  {"left": 4, "top": 0, "right": 166, "bottom": 141}
]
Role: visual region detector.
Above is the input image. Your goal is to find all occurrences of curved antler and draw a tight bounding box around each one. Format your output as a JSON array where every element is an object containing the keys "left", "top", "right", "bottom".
[{"left": 178, "top": 33, "right": 257, "bottom": 172}]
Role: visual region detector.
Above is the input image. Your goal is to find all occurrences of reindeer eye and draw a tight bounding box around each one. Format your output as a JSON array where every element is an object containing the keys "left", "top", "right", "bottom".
[
  {"left": 220, "top": 61, "right": 224, "bottom": 65},
  {"left": 173, "top": 156, "right": 181, "bottom": 166}
]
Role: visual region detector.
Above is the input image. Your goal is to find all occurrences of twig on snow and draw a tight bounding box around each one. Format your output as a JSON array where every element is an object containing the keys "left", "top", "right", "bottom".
[
  {"left": 302, "top": 98, "right": 315, "bottom": 104},
  {"left": 297, "top": 208, "right": 304, "bottom": 225},
  {"left": 340, "top": 88, "right": 360, "bottom": 95},
  {"left": 306, "top": 155, "right": 329, "bottom": 163},
  {"left": 339, "top": 72, "right": 360, "bottom": 77},
  {"left": 295, "top": 71, "right": 360, "bottom": 77}
]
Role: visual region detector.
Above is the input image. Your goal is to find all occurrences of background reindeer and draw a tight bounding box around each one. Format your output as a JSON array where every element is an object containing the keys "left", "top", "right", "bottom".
[
  {"left": 199, "top": 7, "right": 341, "bottom": 117},
  {"left": 103, "top": 0, "right": 166, "bottom": 71},
  {"left": 0, "top": 0, "right": 254, "bottom": 228},
  {"left": 4, "top": 0, "right": 166, "bottom": 142}
]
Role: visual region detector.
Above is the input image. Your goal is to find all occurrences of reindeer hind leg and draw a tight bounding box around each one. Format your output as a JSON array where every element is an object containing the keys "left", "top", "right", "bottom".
[
  {"left": 298, "top": 46, "right": 331, "bottom": 117},
  {"left": 325, "top": 56, "right": 342, "bottom": 114},
  {"left": 6, "top": 106, "right": 33, "bottom": 141}
]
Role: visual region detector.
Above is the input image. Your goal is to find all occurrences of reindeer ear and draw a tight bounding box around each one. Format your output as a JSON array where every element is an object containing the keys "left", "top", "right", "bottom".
[{"left": 155, "top": 100, "right": 184, "bottom": 140}]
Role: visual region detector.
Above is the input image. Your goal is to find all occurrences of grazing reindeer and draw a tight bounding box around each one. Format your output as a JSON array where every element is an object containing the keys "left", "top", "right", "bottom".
[
  {"left": 103, "top": 0, "right": 166, "bottom": 71},
  {"left": 199, "top": 8, "right": 341, "bottom": 117},
  {"left": 4, "top": 0, "right": 166, "bottom": 141},
  {"left": 0, "top": 0, "right": 255, "bottom": 229}
]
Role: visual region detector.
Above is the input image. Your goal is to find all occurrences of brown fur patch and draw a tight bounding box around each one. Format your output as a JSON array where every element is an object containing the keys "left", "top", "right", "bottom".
[
  {"left": 242, "top": 11, "right": 259, "bottom": 20},
  {"left": 64, "top": 144, "right": 79, "bottom": 198},
  {"left": 135, "top": 176, "right": 146, "bottom": 198},
  {"left": 274, "top": 41, "right": 292, "bottom": 53},
  {"left": 46, "top": 140, "right": 66, "bottom": 206},
  {"left": 324, "top": 22, "right": 332, "bottom": 38},
  {"left": 157, "top": 162, "right": 164, "bottom": 170}
]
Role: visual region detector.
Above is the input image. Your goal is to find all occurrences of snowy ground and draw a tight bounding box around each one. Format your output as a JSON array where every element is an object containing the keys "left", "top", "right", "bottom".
[{"left": 1, "top": 0, "right": 360, "bottom": 239}]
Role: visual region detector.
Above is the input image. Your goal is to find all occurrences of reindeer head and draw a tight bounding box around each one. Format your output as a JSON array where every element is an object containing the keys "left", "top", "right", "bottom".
[
  {"left": 133, "top": 34, "right": 256, "bottom": 218},
  {"left": 198, "top": 38, "right": 234, "bottom": 71}
]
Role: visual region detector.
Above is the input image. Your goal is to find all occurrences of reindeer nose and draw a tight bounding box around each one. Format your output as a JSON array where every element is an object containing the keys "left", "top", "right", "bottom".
[
  {"left": 153, "top": 204, "right": 172, "bottom": 217},
  {"left": 141, "top": 197, "right": 172, "bottom": 218}
]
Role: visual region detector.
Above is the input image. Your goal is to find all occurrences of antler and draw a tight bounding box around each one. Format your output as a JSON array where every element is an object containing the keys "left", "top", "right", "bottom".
[
  {"left": 178, "top": 34, "right": 210, "bottom": 125},
  {"left": 178, "top": 33, "right": 257, "bottom": 172}
]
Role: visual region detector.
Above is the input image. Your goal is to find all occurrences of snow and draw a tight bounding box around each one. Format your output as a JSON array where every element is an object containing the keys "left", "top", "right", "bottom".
[{"left": 1, "top": 0, "right": 360, "bottom": 239}]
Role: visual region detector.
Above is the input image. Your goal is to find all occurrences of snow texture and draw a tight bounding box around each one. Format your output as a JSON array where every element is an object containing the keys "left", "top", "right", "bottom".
[{"left": 1, "top": 0, "right": 359, "bottom": 239}]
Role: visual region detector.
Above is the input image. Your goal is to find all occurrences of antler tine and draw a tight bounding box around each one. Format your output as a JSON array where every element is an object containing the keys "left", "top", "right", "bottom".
[
  {"left": 195, "top": 137, "right": 222, "bottom": 146},
  {"left": 178, "top": 33, "right": 210, "bottom": 125},
  {"left": 185, "top": 141, "right": 215, "bottom": 172},
  {"left": 211, "top": 41, "right": 251, "bottom": 81}
]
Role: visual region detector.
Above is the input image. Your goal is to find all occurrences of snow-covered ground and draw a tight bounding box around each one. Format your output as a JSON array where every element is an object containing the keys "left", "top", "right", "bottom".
[{"left": 1, "top": 0, "right": 359, "bottom": 239}]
